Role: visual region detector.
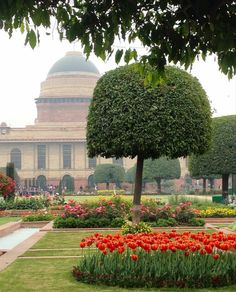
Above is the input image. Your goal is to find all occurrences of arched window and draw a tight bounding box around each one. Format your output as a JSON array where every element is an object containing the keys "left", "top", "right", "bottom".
[
  {"left": 88, "top": 157, "right": 97, "bottom": 169},
  {"left": 112, "top": 157, "right": 123, "bottom": 167},
  {"left": 36, "top": 175, "right": 47, "bottom": 190},
  {"left": 61, "top": 174, "right": 74, "bottom": 192},
  {"left": 10, "top": 148, "right": 21, "bottom": 169}
]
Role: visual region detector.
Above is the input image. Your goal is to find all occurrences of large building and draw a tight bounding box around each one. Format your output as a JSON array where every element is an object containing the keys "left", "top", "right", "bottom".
[
  {"left": 0, "top": 52, "right": 138, "bottom": 192},
  {"left": 0, "top": 51, "right": 188, "bottom": 193}
]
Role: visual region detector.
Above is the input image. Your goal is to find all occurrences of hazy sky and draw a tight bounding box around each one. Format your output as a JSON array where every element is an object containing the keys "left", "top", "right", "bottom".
[{"left": 0, "top": 31, "right": 235, "bottom": 127}]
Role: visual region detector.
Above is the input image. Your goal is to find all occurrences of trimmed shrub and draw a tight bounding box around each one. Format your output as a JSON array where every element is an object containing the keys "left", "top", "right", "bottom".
[
  {"left": 154, "top": 218, "right": 177, "bottom": 227},
  {"left": 22, "top": 213, "right": 55, "bottom": 222}
]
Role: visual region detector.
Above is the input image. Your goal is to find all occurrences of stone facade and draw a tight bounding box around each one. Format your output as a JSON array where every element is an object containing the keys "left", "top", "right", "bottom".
[{"left": 0, "top": 52, "right": 137, "bottom": 192}]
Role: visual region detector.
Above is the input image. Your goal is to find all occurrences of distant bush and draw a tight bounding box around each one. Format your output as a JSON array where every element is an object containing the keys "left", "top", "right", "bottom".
[
  {"left": 154, "top": 218, "right": 177, "bottom": 227},
  {"left": 0, "top": 197, "right": 47, "bottom": 210}
]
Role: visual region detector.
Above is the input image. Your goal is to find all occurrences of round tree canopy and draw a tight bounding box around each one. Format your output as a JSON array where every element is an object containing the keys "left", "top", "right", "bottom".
[
  {"left": 87, "top": 65, "right": 212, "bottom": 160},
  {"left": 189, "top": 115, "right": 236, "bottom": 176}
]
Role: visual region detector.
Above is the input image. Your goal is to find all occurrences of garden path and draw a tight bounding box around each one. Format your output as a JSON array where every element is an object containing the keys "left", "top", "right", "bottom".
[{"left": 0, "top": 221, "right": 52, "bottom": 272}]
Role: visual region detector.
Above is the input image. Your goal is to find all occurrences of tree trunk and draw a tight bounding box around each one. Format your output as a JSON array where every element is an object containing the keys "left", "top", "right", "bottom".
[
  {"left": 132, "top": 154, "right": 144, "bottom": 224},
  {"left": 155, "top": 177, "right": 161, "bottom": 194},
  {"left": 222, "top": 174, "right": 229, "bottom": 203},
  {"left": 106, "top": 182, "right": 109, "bottom": 190},
  {"left": 202, "top": 178, "right": 206, "bottom": 194}
]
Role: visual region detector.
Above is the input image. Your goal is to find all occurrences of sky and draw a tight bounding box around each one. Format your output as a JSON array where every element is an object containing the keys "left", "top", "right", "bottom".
[{"left": 0, "top": 30, "right": 235, "bottom": 127}]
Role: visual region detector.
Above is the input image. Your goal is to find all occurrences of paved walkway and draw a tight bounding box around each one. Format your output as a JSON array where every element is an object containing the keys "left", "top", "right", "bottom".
[{"left": 0, "top": 221, "right": 52, "bottom": 272}]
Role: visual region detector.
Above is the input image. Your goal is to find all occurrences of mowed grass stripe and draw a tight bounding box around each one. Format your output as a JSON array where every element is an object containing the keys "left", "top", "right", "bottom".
[
  {"left": 31, "top": 231, "right": 112, "bottom": 249},
  {"left": 21, "top": 249, "right": 96, "bottom": 257},
  {"left": 19, "top": 255, "right": 84, "bottom": 259}
]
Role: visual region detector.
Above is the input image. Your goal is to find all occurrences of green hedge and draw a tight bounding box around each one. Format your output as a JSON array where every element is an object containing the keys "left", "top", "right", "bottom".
[{"left": 53, "top": 216, "right": 125, "bottom": 228}]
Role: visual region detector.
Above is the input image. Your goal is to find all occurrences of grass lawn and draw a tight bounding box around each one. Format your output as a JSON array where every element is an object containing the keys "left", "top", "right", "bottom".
[
  {"left": 0, "top": 217, "right": 21, "bottom": 225},
  {"left": 0, "top": 259, "right": 236, "bottom": 292},
  {"left": 0, "top": 258, "right": 236, "bottom": 292},
  {"left": 1, "top": 230, "right": 236, "bottom": 291},
  {"left": 30, "top": 232, "right": 106, "bottom": 249}
]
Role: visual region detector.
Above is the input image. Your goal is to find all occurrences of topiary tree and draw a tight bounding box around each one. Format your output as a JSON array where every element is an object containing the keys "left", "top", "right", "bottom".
[
  {"left": 87, "top": 65, "right": 212, "bottom": 223},
  {"left": 189, "top": 115, "right": 236, "bottom": 201},
  {"left": 94, "top": 164, "right": 125, "bottom": 190},
  {"left": 143, "top": 157, "right": 181, "bottom": 194}
]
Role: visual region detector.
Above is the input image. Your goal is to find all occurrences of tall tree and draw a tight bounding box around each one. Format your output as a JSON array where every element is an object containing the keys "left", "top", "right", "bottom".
[
  {"left": 94, "top": 164, "right": 125, "bottom": 190},
  {"left": 87, "top": 65, "right": 212, "bottom": 223},
  {"left": 189, "top": 115, "right": 236, "bottom": 201},
  {"left": 0, "top": 1, "right": 235, "bottom": 80},
  {"left": 143, "top": 158, "right": 180, "bottom": 194}
]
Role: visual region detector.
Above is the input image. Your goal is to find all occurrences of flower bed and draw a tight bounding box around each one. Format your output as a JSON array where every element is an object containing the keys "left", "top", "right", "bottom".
[
  {"left": 199, "top": 207, "right": 236, "bottom": 218},
  {"left": 53, "top": 197, "right": 130, "bottom": 228},
  {"left": 53, "top": 197, "right": 205, "bottom": 228},
  {"left": 73, "top": 230, "right": 236, "bottom": 288}
]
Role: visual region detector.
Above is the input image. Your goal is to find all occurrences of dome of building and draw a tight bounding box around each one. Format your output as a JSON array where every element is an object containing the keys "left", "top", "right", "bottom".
[
  {"left": 47, "top": 51, "right": 99, "bottom": 76},
  {"left": 36, "top": 51, "right": 100, "bottom": 124}
]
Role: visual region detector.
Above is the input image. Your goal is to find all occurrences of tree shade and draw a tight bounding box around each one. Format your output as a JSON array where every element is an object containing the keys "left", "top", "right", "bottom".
[{"left": 0, "top": 1, "right": 235, "bottom": 80}]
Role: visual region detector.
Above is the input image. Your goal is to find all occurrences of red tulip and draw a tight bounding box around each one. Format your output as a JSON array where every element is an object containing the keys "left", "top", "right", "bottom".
[
  {"left": 80, "top": 241, "right": 86, "bottom": 248},
  {"left": 213, "top": 254, "right": 220, "bottom": 260},
  {"left": 130, "top": 254, "right": 138, "bottom": 261}
]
